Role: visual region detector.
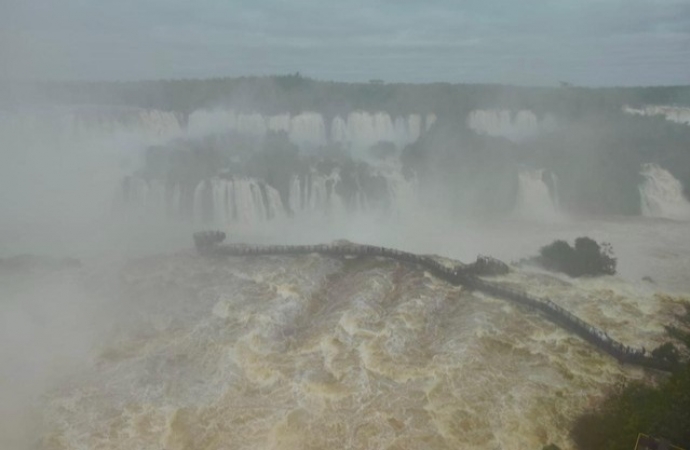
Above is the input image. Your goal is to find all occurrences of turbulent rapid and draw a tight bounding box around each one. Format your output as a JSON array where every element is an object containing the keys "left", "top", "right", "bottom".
[
  {"left": 3, "top": 98, "right": 690, "bottom": 450},
  {"left": 639, "top": 163, "right": 690, "bottom": 220},
  {"left": 29, "top": 247, "right": 683, "bottom": 450}
]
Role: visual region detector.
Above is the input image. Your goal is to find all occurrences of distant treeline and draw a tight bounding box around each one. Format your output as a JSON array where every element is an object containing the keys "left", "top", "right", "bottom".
[{"left": 5, "top": 74, "right": 690, "bottom": 118}]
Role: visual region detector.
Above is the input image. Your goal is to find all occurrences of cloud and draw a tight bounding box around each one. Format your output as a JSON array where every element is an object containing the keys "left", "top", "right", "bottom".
[{"left": 1, "top": 0, "right": 689, "bottom": 85}]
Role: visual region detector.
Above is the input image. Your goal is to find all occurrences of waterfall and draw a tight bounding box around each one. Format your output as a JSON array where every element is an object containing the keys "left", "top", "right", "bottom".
[
  {"left": 1, "top": 107, "right": 182, "bottom": 145},
  {"left": 285, "top": 165, "right": 417, "bottom": 217},
  {"left": 639, "top": 164, "right": 690, "bottom": 220},
  {"left": 373, "top": 163, "right": 418, "bottom": 215},
  {"left": 169, "top": 183, "right": 182, "bottom": 219},
  {"left": 64, "top": 107, "right": 181, "bottom": 139},
  {"left": 146, "top": 180, "right": 167, "bottom": 218},
  {"left": 185, "top": 108, "right": 425, "bottom": 150},
  {"left": 121, "top": 177, "right": 169, "bottom": 218},
  {"left": 287, "top": 171, "right": 347, "bottom": 216},
  {"left": 267, "top": 114, "right": 291, "bottom": 134},
  {"left": 122, "top": 176, "right": 148, "bottom": 213},
  {"left": 331, "top": 111, "right": 422, "bottom": 150},
  {"left": 425, "top": 113, "right": 437, "bottom": 130},
  {"left": 198, "top": 177, "right": 287, "bottom": 226},
  {"left": 386, "top": 173, "right": 417, "bottom": 215},
  {"left": 514, "top": 169, "right": 561, "bottom": 220},
  {"left": 264, "top": 185, "right": 285, "bottom": 220},
  {"left": 467, "top": 110, "right": 554, "bottom": 141},
  {"left": 121, "top": 176, "right": 287, "bottom": 226},
  {"left": 288, "top": 112, "right": 328, "bottom": 147},
  {"left": 193, "top": 181, "right": 209, "bottom": 225},
  {"left": 187, "top": 109, "right": 239, "bottom": 137},
  {"left": 408, "top": 114, "right": 423, "bottom": 142},
  {"left": 330, "top": 116, "right": 349, "bottom": 145},
  {"left": 623, "top": 105, "right": 690, "bottom": 126},
  {"left": 211, "top": 178, "right": 229, "bottom": 225},
  {"left": 123, "top": 166, "right": 417, "bottom": 224}
]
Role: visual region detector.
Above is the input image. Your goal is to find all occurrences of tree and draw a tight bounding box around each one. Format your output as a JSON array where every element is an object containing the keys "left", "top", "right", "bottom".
[
  {"left": 539, "top": 240, "right": 575, "bottom": 274},
  {"left": 537, "top": 237, "right": 617, "bottom": 277},
  {"left": 573, "top": 237, "right": 616, "bottom": 276},
  {"left": 651, "top": 342, "right": 680, "bottom": 367},
  {"left": 570, "top": 304, "right": 690, "bottom": 450}
]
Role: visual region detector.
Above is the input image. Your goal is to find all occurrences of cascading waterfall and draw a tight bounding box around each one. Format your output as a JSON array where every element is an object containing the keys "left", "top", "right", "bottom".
[
  {"left": 122, "top": 176, "right": 149, "bottom": 214},
  {"left": 186, "top": 108, "right": 425, "bottom": 149},
  {"left": 121, "top": 166, "right": 417, "bottom": 225},
  {"left": 288, "top": 112, "right": 328, "bottom": 147},
  {"left": 467, "top": 110, "right": 554, "bottom": 141},
  {"left": 198, "top": 178, "right": 287, "bottom": 226},
  {"left": 639, "top": 163, "right": 690, "bottom": 220},
  {"left": 1, "top": 107, "right": 182, "bottom": 143},
  {"left": 514, "top": 169, "right": 561, "bottom": 220},
  {"left": 193, "top": 180, "right": 209, "bottom": 225},
  {"left": 122, "top": 177, "right": 170, "bottom": 218},
  {"left": 185, "top": 109, "right": 239, "bottom": 137},
  {"left": 623, "top": 105, "right": 690, "bottom": 126},
  {"left": 288, "top": 171, "right": 347, "bottom": 216},
  {"left": 331, "top": 111, "right": 422, "bottom": 150},
  {"left": 375, "top": 163, "right": 418, "bottom": 215},
  {"left": 146, "top": 179, "right": 167, "bottom": 218},
  {"left": 124, "top": 177, "right": 287, "bottom": 225},
  {"left": 425, "top": 113, "right": 437, "bottom": 130},
  {"left": 170, "top": 183, "right": 182, "bottom": 219},
  {"left": 237, "top": 113, "right": 268, "bottom": 137}
]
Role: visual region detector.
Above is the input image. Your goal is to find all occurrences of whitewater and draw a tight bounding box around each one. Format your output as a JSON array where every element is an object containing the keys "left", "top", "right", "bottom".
[
  {"left": 1, "top": 209, "right": 687, "bottom": 450},
  {"left": 1, "top": 106, "right": 690, "bottom": 450}
]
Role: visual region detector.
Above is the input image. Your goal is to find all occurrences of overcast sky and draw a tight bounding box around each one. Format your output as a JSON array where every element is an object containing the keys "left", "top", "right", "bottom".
[{"left": 1, "top": 0, "right": 689, "bottom": 86}]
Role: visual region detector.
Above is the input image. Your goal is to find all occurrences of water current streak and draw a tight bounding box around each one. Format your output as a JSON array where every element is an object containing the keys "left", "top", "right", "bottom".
[{"left": 194, "top": 232, "right": 675, "bottom": 373}]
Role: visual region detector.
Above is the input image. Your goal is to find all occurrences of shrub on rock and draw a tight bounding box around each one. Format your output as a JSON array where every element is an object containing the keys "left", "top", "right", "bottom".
[{"left": 538, "top": 237, "right": 616, "bottom": 277}]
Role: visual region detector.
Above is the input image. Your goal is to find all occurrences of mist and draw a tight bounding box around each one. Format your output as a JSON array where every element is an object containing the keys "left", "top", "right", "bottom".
[
  {"left": 3, "top": 77, "right": 690, "bottom": 450},
  {"left": 2, "top": 1, "right": 690, "bottom": 447}
]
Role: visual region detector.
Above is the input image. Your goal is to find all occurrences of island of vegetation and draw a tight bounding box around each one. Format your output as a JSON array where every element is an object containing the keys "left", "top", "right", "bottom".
[{"left": 532, "top": 237, "right": 617, "bottom": 277}]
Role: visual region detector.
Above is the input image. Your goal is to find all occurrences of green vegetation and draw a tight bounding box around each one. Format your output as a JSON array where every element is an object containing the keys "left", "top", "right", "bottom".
[
  {"left": 12, "top": 76, "right": 690, "bottom": 117},
  {"left": 401, "top": 112, "right": 690, "bottom": 215},
  {"left": 537, "top": 237, "right": 617, "bottom": 277},
  {"left": 570, "top": 304, "right": 690, "bottom": 450},
  {"left": 12, "top": 76, "right": 690, "bottom": 215},
  {"left": 401, "top": 120, "right": 519, "bottom": 217},
  {"left": 140, "top": 130, "right": 394, "bottom": 213},
  {"left": 515, "top": 113, "right": 690, "bottom": 213}
]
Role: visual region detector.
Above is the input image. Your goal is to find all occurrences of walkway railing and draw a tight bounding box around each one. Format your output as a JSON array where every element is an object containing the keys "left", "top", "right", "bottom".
[{"left": 193, "top": 232, "right": 676, "bottom": 372}]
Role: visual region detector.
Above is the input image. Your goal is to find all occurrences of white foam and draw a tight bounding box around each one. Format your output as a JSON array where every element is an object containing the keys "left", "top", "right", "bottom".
[
  {"left": 467, "top": 109, "right": 555, "bottom": 141},
  {"left": 514, "top": 169, "right": 561, "bottom": 221},
  {"left": 639, "top": 163, "right": 690, "bottom": 220},
  {"left": 624, "top": 105, "right": 690, "bottom": 126}
]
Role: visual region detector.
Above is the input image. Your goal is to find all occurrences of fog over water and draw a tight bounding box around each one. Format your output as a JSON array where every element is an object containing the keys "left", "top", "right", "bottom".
[
  {"left": 1, "top": 94, "right": 690, "bottom": 450},
  {"left": 0, "top": 4, "right": 690, "bottom": 450},
  {"left": 4, "top": 0, "right": 690, "bottom": 446}
]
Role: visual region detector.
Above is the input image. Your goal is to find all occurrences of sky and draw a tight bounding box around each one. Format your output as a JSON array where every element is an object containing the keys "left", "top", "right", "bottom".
[{"left": 1, "top": 0, "right": 689, "bottom": 86}]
